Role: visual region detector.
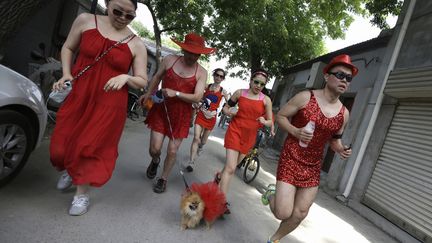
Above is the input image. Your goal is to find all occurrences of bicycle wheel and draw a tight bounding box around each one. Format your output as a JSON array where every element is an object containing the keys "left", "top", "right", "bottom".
[
  {"left": 243, "top": 156, "right": 260, "bottom": 184},
  {"left": 127, "top": 92, "right": 140, "bottom": 120}
]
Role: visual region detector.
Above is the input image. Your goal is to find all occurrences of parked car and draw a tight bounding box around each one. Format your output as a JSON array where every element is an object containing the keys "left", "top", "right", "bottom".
[{"left": 0, "top": 64, "right": 47, "bottom": 187}]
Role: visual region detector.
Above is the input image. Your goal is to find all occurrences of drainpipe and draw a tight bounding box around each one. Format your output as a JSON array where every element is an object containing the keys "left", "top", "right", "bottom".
[{"left": 341, "top": 0, "right": 417, "bottom": 198}]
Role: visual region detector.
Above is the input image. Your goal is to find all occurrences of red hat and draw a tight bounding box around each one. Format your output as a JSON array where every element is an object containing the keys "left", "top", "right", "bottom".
[
  {"left": 323, "top": 54, "right": 358, "bottom": 76},
  {"left": 171, "top": 33, "right": 216, "bottom": 55}
]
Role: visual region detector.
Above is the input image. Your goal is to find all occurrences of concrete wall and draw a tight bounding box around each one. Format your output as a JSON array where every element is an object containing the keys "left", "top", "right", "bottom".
[
  {"left": 346, "top": 0, "right": 431, "bottom": 209},
  {"left": 338, "top": 1, "right": 429, "bottom": 242},
  {"left": 395, "top": 0, "right": 432, "bottom": 70}
]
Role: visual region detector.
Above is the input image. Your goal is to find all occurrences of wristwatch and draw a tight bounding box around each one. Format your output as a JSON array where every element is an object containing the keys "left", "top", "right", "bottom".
[{"left": 175, "top": 91, "right": 180, "bottom": 97}]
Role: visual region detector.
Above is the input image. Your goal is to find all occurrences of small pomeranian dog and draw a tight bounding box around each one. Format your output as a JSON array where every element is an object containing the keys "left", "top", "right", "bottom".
[
  {"left": 180, "top": 182, "right": 226, "bottom": 230},
  {"left": 180, "top": 191, "right": 205, "bottom": 230}
]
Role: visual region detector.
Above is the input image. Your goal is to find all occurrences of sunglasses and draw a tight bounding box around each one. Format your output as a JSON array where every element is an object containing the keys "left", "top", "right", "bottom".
[
  {"left": 214, "top": 73, "right": 225, "bottom": 79},
  {"left": 328, "top": 71, "right": 353, "bottom": 82},
  {"left": 112, "top": 8, "right": 136, "bottom": 21},
  {"left": 253, "top": 80, "right": 266, "bottom": 87}
]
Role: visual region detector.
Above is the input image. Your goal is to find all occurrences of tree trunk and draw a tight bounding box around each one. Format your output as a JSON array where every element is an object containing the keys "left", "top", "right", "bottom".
[
  {"left": 142, "top": 1, "right": 162, "bottom": 70},
  {"left": 250, "top": 46, "right": 262, "bottom": 74}
]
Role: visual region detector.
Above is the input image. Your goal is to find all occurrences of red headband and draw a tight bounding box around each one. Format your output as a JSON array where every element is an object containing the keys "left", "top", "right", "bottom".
[{"left": 252, "top": 71, "right": 268, "bottom": 79}]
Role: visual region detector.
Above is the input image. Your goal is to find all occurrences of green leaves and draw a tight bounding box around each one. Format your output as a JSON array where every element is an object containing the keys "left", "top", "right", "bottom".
[
  {"left": 365, "top": 0, "right": 403, "bottom": 29},
  {"left": 207, "top": 0, "right": 401, "bottom": 78},
  {"left": 136, "top": 0, "right": 402, "bottom": 78},
  {"left": 208, "top": 0, "right": 358, "bottom": 77},
  {"left": 130, "top": 21, "right": 154, "bottom": 39}
]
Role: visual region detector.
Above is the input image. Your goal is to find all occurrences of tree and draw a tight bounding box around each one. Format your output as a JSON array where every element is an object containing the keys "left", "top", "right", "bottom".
[
  {"left": 366, "top": 0, "right": 404, "bottom": 29},
  {"left": 137, "top": 0, "right": 213, "bottom": 67},
  {"left": 205, "top": 0, "right": 403, "bottom": 79},
  {"left": 135, "top": 0, "right": 402, "bottom": 78},
  {"left": 130, "top": 21, "right": 154, "bottom": 40},
  {"left": 206, "top": 0, "right": 367, "bottom": 78}
]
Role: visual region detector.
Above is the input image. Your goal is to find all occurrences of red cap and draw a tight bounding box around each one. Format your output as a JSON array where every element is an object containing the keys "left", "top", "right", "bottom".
[{"left": 323, "top": 54, "right": 358, "bottom": 76}]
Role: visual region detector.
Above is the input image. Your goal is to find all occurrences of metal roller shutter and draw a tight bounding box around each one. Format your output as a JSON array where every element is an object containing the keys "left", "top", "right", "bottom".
[
  {"left": 363, "top": 102, "right": 432, "bottom": 243},
  {"left": 384, "top": 66, "right": 432, "bottom": 98}
]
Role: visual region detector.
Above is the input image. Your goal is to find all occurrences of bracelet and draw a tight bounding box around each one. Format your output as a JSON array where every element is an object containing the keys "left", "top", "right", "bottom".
[{"left": 332, "top": 134, "right": 343, "bottom": 139}]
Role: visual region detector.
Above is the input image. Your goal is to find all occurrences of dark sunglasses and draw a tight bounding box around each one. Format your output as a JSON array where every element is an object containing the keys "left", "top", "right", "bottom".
[
  {"left": 214, "top": 73, "right": 225, "bottom": 79},
  {"left": 253, "top": 80, "right": 266, "bottom": 87},
  {"left": 328, "top": 71, "right": 353, "bottom": 82},
  {"left": 112, "top": 8, "right": 136, "bottom": 21}
]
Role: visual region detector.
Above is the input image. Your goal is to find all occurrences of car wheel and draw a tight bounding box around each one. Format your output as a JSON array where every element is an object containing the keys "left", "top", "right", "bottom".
[{"left": 0, "top": 110, "right": 34, "bottom": 187}]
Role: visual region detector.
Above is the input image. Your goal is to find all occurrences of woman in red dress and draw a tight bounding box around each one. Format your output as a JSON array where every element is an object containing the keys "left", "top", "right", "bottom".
[
  {"left": 184, "top": 68, "right": 229, "bottom": 172},
  {"left": 262, "top": 54, "right": 355, "bottom": 243},
  {"left": 50, "top": 0, "right": 148, "bottom": 216},
  {"left": 140, "top": 33, "right": 215, "bottom": 193},
  {"left": 217, "top": 69, "right": 273, "bottom": 213}
]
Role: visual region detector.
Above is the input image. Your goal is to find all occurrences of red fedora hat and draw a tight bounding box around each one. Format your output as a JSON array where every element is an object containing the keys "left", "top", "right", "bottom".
[
  {"left": 171, "top": 33, "right": 216, "bottom": 55},
  {"left": 323, "top": 54, "right": 358, "bottom": 76}
]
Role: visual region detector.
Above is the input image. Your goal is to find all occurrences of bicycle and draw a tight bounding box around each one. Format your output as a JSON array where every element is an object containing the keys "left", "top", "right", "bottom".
[
  {"left": 237, "top": 127, "right": 273, "bottom": 184},
  {"left": 127, "top": 90, "right": 143, "bottom": 121}
]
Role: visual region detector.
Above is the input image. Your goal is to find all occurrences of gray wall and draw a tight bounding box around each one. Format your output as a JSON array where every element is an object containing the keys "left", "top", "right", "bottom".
[
  {"left": 395, "top": 0, "right": 432, "bottom": 70},
  {"left": 338, "top": 1, "right": 429, "bottom": 242}
]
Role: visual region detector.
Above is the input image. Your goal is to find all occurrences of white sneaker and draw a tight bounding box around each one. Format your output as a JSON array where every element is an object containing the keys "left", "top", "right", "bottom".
[
  {"left": 197, "top": 145, "right": 204, "bottom": 156},
  {"left": 69, "top": 194, "right": 90, "bottom": 216},
  {"left": 56, "top": 171, "right": 73, "bottom": 190}
]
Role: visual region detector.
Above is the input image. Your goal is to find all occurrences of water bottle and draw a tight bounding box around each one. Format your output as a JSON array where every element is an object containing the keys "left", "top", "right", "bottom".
[
  {"left": 49, "top": 80, "right": 72, "bottom": 103},
  {"left": 299, "top": 120, "right": 315, "bottom": 148}
]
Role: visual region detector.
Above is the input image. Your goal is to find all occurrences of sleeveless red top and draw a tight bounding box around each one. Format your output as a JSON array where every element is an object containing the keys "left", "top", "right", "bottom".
[
  {"left": 224, "top": 90, "right": 266, "bottom": 154},
  {"left": 145, "top": 57, "right": 198, "bottom": 139},
  {"left": 50, "top": 16, "right": 135, "bottom": 187},
  {"left": 195, "top": 84, "right": 224, "bottom": 130},
  {"left": 277, "top": 90, "right": 345, "bottom": 187}
]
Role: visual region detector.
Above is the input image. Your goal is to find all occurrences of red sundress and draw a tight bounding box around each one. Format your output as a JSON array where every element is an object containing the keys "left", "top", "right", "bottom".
[
  {"left": 50, "top": 17, "right": 135, "bottom": 187},
  {"left": 195, "top": 85, "right": 224, "bottom": 130},
  {"left": 144, "top": 57, "right": 197, "bottom": 139},
  {"left": 277, "top": 90, "right": 345, "bottom": 187},
  {"left": 224, "top": 90, "right": 265, "bottom": 154}
]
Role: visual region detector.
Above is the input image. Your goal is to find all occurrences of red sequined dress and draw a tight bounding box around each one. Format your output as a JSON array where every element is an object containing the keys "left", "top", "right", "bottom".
[
  {"left": 145, "top": 57, "right": 197, "bottom": 139},
  {"left": 224, "top": 90, "right": 265, "bottom": 154},
  {"left": 277, "top": 90, "right": 345, "bottom": 187},
  {"left": 50, "top": 16, "right": 135, "bottom": 187},
  {"left": 194, "top": 84, "right": 224, "bottom": 130}
]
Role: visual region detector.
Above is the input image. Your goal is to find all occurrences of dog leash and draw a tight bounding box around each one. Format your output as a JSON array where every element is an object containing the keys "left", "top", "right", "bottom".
[{"left": 160, "top": 92, "right": 190, "bottom": 190}]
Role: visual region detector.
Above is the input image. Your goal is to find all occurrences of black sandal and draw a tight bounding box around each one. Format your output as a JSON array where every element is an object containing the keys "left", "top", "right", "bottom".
[{"left": 146, "top": 157, "right": 160, "bottom": 179}]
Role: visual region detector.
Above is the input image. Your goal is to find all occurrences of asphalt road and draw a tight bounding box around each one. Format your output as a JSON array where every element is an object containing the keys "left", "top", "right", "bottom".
[{"left": 0, "top": 118, "right": 397, "bottom": 243}]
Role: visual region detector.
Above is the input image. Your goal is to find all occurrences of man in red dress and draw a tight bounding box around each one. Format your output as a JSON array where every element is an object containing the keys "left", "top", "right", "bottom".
[
  {"left": 140, "top": 33, "right": 215, "bottom": 193},
  {"left": 262, "top": 54, "right": 355, "bottom": 242}
]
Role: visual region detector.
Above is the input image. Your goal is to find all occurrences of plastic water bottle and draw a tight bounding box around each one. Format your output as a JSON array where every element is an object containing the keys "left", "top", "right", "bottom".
[
  {"left": 49, "top": 80, "right": 72, "bottom": 103},
  {"left": 299, "top": 120, "right": 315, "bottom": 148}
]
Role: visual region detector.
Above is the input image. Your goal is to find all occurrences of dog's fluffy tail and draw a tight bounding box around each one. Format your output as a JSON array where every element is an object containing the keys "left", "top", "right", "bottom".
[{"left": 190, "top": 182, "right": 226, "bottom": 222}]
